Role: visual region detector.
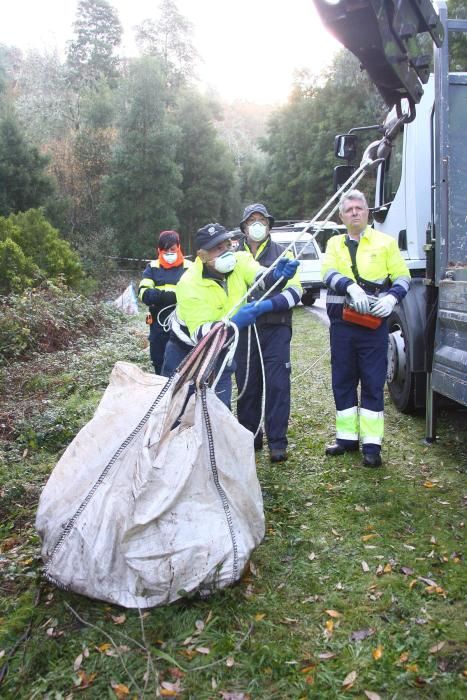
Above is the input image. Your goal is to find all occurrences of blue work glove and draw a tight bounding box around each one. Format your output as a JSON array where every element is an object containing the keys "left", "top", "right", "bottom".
[
  {"left": 231, "top": 300, "right": 273, "bottom": 329},
  {"left": 254, "top": 299, "right": 273, "bottom": 315},
  {"left": 231, "top": 302, "right": 261, "bottom": 329},
  {"left": 273, "top": 257, "right": 300, "bottom": 281}
]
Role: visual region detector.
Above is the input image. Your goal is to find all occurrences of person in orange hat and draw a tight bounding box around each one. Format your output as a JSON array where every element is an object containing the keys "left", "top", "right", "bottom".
[{"left": 138, "top": 230, "right": 191, "bottom": 374}]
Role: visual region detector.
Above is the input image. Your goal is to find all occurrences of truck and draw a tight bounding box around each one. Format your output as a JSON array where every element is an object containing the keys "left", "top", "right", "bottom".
[{"left": 312, "top": 0, "right": 467, "bottom": 441}]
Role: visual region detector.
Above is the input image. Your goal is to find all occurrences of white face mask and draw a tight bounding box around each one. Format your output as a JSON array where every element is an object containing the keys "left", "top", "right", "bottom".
[
  {"left": 214, "top": 251, "right": 237, "bottom": 274},
  {"left": 162, "top": 252, "right": 177, "bottom": 264},
  {"left": 248, "top": 221, "right": 268, "bottom": 242}
]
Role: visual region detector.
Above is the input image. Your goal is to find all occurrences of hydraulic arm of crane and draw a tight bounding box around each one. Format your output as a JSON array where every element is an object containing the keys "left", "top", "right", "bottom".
[{"left": 312, "top": 0, "right": 444, "bottom": 108}]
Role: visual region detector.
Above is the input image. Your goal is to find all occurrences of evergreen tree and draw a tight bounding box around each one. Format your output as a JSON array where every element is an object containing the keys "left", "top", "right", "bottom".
[
  {"left": 174, "top": 91, "right": 237, "bottom": 251},
  {"left": 135, "top": 0, "right": 198, "bottom": 93},
  {"left": 0, "top": 113, "right": 54, "bottom": 216},
  {"left": 448, "top": 0, "right": 467, "bottom": 70},
  {"left": 260, "top": 53, "right": 384, "bottom": 219},
  {"left": 66, "top": 0, "right": 123, "bottom": 89},
  {"left": 103, "top": 57, "right": 182, "bottom": 257}
]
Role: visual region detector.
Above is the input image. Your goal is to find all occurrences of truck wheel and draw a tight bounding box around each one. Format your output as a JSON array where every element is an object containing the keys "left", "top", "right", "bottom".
[
  {"left": 386, "top": 304, "right": 418, "bottom": 413},
  {"left": 301, "top": 294, "right": 315, "bottom": 306}
]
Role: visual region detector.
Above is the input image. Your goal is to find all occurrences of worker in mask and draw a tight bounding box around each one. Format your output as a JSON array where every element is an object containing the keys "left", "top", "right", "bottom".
[
  {"left": 161, "top": 222, "right": 299, "bottom": 409},
  {"left": 138, "top": 230, "right": 191, "bottom": 375},
  {"left": 235, "top": 204, "right": 302, "bottom": 463},
  {"left": 322, "top": 189, "right": 411, "bottom": 467}
]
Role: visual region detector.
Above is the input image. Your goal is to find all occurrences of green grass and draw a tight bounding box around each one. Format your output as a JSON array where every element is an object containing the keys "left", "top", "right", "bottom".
[{"left": 0, "top": 307, "right": 465, "bottom": 699}]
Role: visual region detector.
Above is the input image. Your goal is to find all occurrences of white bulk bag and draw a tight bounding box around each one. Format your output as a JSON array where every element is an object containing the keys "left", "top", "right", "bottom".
[{"left": 36, "top": 361, "right": 265, "bottom": 608}]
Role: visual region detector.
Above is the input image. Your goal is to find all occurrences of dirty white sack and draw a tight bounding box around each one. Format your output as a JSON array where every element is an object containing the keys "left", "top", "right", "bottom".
[
  {"left": 112, "top": 283, "right": 139, "bottom": 315},
  {"left": 36, "top": 361, "right": 265, "bottom": 608}
]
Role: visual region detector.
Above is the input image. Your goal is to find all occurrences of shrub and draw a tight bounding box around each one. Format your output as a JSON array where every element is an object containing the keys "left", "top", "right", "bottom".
[
  {"left": 0, "top": 237, "right": 40, "bottom": 294},
  {"left": 0, "top": 284, "right": 112, "bottom": 365},
  {"left": 7, "top": 209, "right": 83, "bottom": 288}
]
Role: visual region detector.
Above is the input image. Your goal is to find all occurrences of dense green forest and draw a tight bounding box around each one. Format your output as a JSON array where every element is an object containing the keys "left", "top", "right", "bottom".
[{"left": 0, "top": 0, "right": 466, "bottom": 281}]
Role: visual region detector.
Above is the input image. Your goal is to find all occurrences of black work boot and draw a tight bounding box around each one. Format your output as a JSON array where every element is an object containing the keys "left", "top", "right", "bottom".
[
  {"left": 362, "top": 453, "right": 382, "bottom": 468},
  {"left": 325, "top": 443, "right": 359, "bottom": 456},
  {"left": 270, "top": 449, "right": 287, "bottom": 463}
]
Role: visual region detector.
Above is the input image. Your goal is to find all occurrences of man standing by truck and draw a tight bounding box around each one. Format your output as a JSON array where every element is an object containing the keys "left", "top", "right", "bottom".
[
  {"left": 322, "top": 189, "right": 411, "bottom": 467},
  {"left": 235, "top": 204, "right": 302, "bottom": 463}
]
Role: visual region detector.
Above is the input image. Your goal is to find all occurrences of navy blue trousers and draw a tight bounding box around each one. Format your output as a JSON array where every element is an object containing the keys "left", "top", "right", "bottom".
[
  {"left": 149, "top": 325, "right": 170, "bottom": 375},
  {"left": 235, "top": 324, "right": 292, "bottom": 452},
  {"left": 330, "top": 320, "right": 388, "bottom": 455},
  {"left": 161, "top": 336, "right": 235, "bottom": 409}
]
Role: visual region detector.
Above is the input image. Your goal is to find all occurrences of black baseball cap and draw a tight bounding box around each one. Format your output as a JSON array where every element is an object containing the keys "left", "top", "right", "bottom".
[{"left": 195, "top": 223, "right": 232, "bottom": 251}]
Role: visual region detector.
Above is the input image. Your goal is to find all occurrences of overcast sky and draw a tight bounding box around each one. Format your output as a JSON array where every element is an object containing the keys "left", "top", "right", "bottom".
[{"left": 0, "top": 0, "right": 340, "bottom": 104}]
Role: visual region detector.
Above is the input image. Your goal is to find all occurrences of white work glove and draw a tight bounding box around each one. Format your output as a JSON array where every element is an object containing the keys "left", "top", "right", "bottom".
[
  {"left": 347, "top": 283, "right": 370, "bottom": 314},
  {"left": 371, "top": 293, "right": 397, "bottom": 318}
]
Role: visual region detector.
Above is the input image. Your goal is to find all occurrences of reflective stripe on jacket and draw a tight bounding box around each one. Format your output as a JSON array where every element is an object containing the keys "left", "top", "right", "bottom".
[
  {"left": 175, "top": 252, "right": 261, "bottom": 337},
  {"left": 244, "top": 237, "right": 302, "bottom": 326},
  {"left": 138, "top": 259, "right": 191, "bottom": 323},
  {"left": 321, "top": 226, "right": 411, "bottom": 321}
]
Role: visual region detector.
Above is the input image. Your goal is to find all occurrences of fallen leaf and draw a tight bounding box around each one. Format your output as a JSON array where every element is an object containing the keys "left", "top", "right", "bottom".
[
  {"left": 331, "top": 528, "right": 340, "bottom": 537},
  {"left": 97, "top": 643, "right": 112, "bottom": 653},
  {"left": 361, "top": 561, "right": 370, "bottom": 572},
  {"left": 249, "top": 561, "right": 258, "bottom": 577},
  {"left": 73, "top": 653, "right": 83, "bottom": 672},
  {"left": 409, "top": 578, "right": 418, "bottom": 590},
  {"left": 383, "top": 563, "right": 392, "bottom": 574},
  {"left": 308, "top": 552, "right": 316, "bottom": 561},
  {"left": 76, "top": 671, "right": 96, "bottom": 689},
  {"left": 254, "top": 613, "right": 266, "bottom": 621},
  {"left": 325, "top": 609, "right": 342, "bottom": 618},
  {"left": 244, "top": 584, "right": 255, "bottom": 598},
  {"left": 159, "top": 679, "right": 182, "bottom": 697},
  {"left": 111, "top": 614, "right": 126, "bottom": 625},
  {"left": 423, "top": 481, "right": 436, "bottom": 488},
  {"left": 168, "top": 667, "right": 185, "bottom": 680},
  {"left": 195, "top": 646, "right": 210, "bottom": 655},
  {"left": 325, "top": 619, "right": 334, "bottom": 633},
  {"left": 111, "top": 681, "right": 130, "bottom": 699},
  {"left": 398, "top": 652, "right": 409, "bottom": 664},
  {"left": 225, "top": 656, "right": 235, "bottom": 667},
  {"left": 429, "top": 641, "right": 446, "bottom": 654},
  {"left": 318, "top": 652, "right": 336, "bottom": 660},
  {"left": 372, "top": 645, "right": 383, "bottom": 661},
  {"left": 400, "top": 566, "right": 414, "bottom": 576},
  {"left": 342, "top": 670, "right": 357, "bottom": 688},
  {"left": 405, "top": 663, "right": 419, "bottom": 673},
  {"left": 364, "top": 692, "right": 382, "bottom": 700},
  {"left": 355, "top": 505, "right": 365, "bottom": 512},
  {"left": 362, "top": 534, "right": 377, "bottom": 542},
  {"left": 300, "top": 664, "right": 316, "bottom": 674},
  {"left": 350, "top": 628, "right": 375, "bottom": 642},
  {"left": 219, "top": 693, "right": 250, "bottom": 700}
]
